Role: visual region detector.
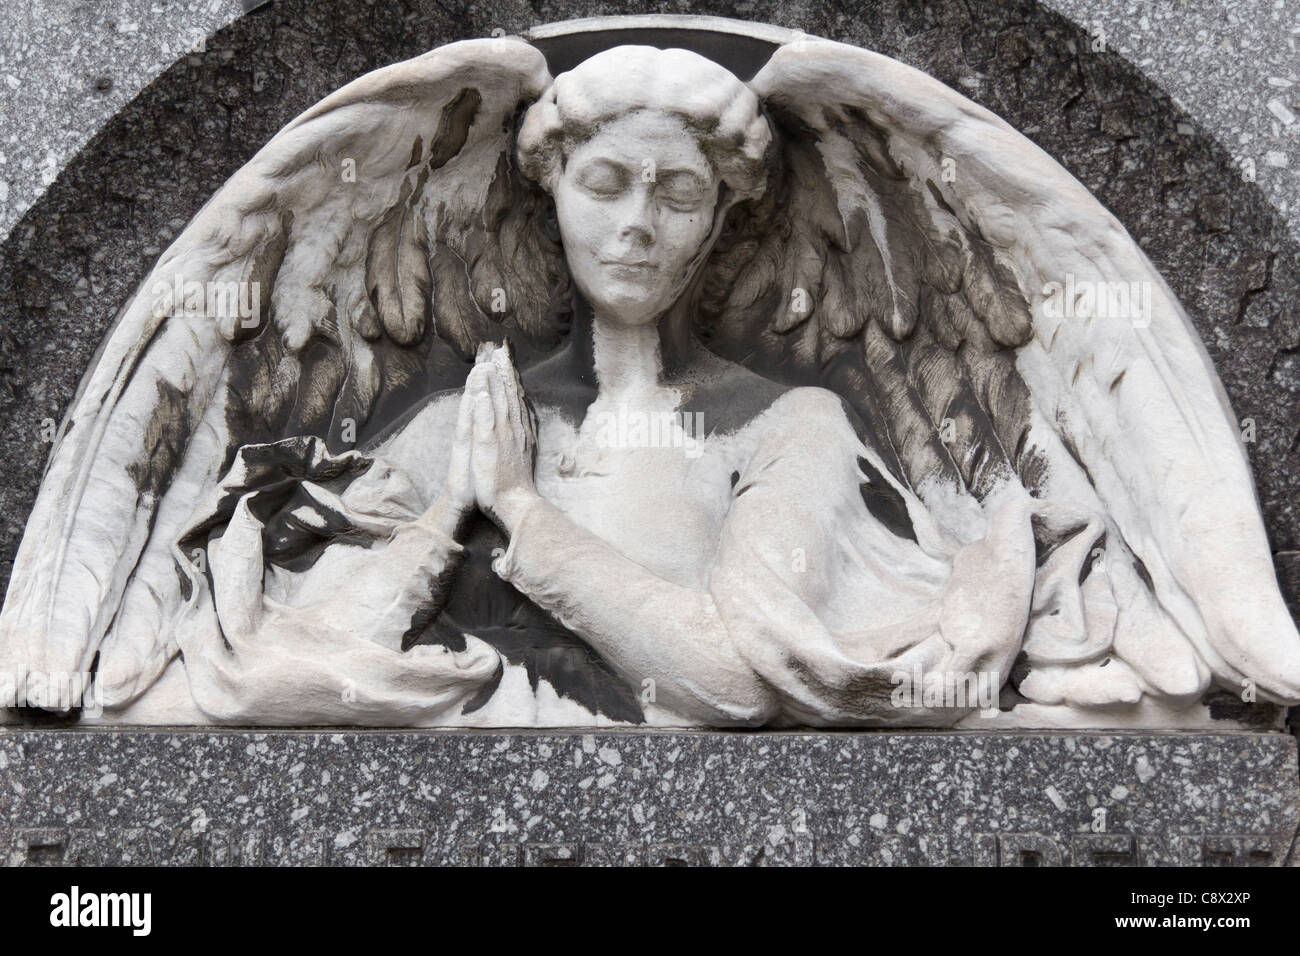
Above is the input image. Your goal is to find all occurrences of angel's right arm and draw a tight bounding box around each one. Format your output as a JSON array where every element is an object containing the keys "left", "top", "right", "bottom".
[
  {"left": 184, "top": 397, "right": 501, "bottom": 724},
  {"left": 209, "top": 495, "right": 464, "bottom": 648},
  {"left": 216, "top": 390, "right": 477, "bottom": 650},
  {"left": 185, "top": 490, "right": 499, "bottom": 725}
]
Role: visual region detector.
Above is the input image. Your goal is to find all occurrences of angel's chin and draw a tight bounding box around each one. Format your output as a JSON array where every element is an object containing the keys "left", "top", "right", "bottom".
[{"left": 587, "top": 288, "right": 670, "bottom": 324}]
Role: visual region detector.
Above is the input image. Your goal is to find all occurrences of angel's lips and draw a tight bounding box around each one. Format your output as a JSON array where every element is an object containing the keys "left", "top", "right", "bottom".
[{"left": 600, "top": 259, "right": 658, "bottom": 278}]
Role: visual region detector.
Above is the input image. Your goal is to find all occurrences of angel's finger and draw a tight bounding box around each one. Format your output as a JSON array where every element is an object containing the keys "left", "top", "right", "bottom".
[
  {"left": 473, "top": 391, "right": 495, "bottom": 437},
  {"left": 468, "top": 360, "right": 493, "bottom": 401},
  {"left": 455, "top": 380, "right": 476, "bottom": 444},
  {"left": 514, "top": 382, "right": 532, "bottom": 444},
  {"left": 491, "top": 346, "right": 526, "bottom": 431},
  {"left": 465, "top": 362, "right": 491, "bottom": 394},
  {"left": 497, "top": 363, "right": 530, "bottom": 445},
  {"left": 502, "top": 344, "right": 532, "bottom": 436},
  {"left": 486, "top": 362, "right": 513, "bottom": 437},
  {"left": 503, "top": 340, "right": 525, "bottom": 389},
  {"left": 523, "top": 393, "right": 538, "bottom": 445}
]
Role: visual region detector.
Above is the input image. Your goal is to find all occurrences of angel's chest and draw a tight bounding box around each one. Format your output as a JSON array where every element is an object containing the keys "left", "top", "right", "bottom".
[{"left": 533, "top": 410, "right": 747, "bottom": 587}]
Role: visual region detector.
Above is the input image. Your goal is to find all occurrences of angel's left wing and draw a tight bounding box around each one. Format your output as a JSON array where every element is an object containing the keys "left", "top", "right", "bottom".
[
  {"left": 0, "top": 38, "right": 560, "bottom": 709},
  {"left": 711, "top": 38, "right": 1300, "bottom": 707}
]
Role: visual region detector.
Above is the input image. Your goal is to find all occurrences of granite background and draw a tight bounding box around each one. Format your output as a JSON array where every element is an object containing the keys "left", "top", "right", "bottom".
[
  {"left": 3, "top": 731, "right": 1296, "bottom": 865},
  {"left": 1, "top": 0, "right": 1298, "bottom": 617}
]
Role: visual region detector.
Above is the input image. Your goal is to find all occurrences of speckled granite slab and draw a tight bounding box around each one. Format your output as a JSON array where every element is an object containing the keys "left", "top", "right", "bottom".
[{"left": 1, "top": 731, "right": 1295, "bottom": 866}]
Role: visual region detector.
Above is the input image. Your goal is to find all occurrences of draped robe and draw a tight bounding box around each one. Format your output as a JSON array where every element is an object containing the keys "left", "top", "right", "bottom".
[{"left": 172, "top": 384, "right": 1051, "bottom": 726}]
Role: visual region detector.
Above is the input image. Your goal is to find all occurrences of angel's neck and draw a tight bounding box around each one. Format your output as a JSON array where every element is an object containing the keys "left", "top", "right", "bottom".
[{"left": 589, "top": 315, "right": 669, "bottom": 401}]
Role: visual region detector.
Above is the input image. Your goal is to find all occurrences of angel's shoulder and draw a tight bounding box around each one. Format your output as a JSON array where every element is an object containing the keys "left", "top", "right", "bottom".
[
  {"left": 765, "top": 384, "right": 853, "bottom": 422},
  {"left": 750, "top": 385, "right": 860, "bottom": 453}
]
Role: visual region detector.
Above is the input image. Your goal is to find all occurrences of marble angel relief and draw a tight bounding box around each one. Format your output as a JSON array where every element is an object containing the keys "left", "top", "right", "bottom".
[{"left": 3, "top": 28, "right": 1298, "bottom": 728}]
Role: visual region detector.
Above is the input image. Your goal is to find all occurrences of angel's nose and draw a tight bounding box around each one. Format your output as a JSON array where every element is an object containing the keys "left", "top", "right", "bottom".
[{"left": 617, "top": 193, "right": 655, "bottom": 246}]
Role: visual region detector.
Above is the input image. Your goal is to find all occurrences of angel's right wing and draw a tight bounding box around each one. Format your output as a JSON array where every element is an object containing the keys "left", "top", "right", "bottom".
[{"left": 0, "top": 37, "right": 561, "bottom": 709}]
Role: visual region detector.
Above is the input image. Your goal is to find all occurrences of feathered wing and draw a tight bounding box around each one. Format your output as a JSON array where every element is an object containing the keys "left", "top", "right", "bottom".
[
  {"left": 0, "top": 37, "right": 561, "bottom": 708},
  {"left": 724, "top": 39, "right": 1300, "bottom": 707}
]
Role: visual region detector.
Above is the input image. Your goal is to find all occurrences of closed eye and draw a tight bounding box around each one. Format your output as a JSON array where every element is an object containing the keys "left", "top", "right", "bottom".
[
  {"left": 575, "top": 160, "right": 629, "bottom": 198},
  {"left": 656, "top": 171, "right": 709, "bottom": 210}
]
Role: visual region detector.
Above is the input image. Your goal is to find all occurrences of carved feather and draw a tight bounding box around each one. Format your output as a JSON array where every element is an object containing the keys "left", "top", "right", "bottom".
[
  {"left": 962, "top": 233, "right": 1033, "bottom": 348},
  {"left": 365, "top": 173, "right": 432, "bottom": 347}
]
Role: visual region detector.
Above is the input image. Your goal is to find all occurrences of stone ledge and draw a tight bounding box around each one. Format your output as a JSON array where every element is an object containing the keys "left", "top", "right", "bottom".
[{"left": 1, "top": 730, "right": 1295, "bottom": 866}]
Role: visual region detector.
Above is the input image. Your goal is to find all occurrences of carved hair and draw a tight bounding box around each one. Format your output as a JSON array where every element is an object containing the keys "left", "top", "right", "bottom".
[{"left": 517, "top": 46, "right": 773, "bottom": 202}]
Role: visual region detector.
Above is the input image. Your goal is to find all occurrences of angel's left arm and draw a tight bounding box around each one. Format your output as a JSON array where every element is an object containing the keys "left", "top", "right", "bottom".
[{"left": 488, "top": 386, "right": 1036, "bottom": 725}]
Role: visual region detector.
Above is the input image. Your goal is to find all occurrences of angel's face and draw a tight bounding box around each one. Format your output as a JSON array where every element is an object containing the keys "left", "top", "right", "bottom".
[{"left": 553, "top": 110, "right": 721, "bottom": 327}]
